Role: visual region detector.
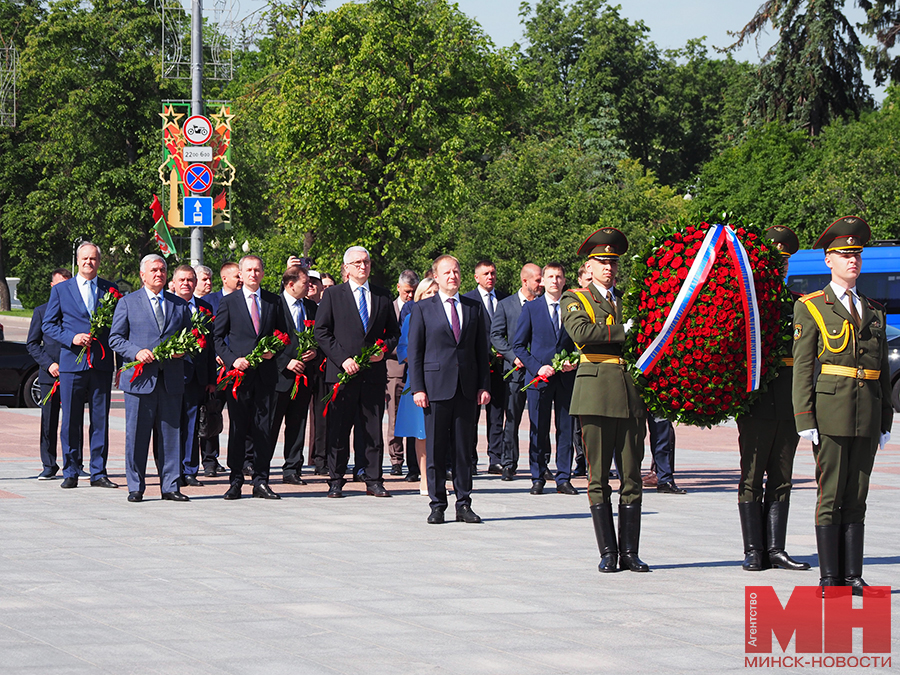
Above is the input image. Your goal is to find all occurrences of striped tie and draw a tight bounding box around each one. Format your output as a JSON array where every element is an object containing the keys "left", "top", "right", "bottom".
[{"left": 358, "top": 287, "right": 369, "bottom": 331}]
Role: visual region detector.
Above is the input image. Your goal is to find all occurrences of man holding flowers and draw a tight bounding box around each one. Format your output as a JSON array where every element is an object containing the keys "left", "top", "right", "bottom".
[
  {"left": 109, "top": 255, "right": 193, "bottom": 502},
  {"left": 42, "top": 241, "right": 121, "bottom": 490},
  {"left": 562, "top": 228, "right": 649, "bottom": 574},
  {"left": 214, "top": 255, "right": 290, "bottom": 500}
]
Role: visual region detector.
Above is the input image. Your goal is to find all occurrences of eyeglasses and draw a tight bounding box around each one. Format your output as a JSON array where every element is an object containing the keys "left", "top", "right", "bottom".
[{"left": 346, "top": 259, "right": 370, "bottom": 268}]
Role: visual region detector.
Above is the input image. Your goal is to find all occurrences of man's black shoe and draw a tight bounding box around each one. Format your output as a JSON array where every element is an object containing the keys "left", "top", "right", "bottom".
[
  {"left": 326, "top": 483, "right": 344, "bottom": 498},
  {"left": 282, "top": 474, "right": 307, "bottom": 486},
  {"left": 390, "top": 464, "right": 403, "bottom": 476},
  {"left": 353, "top": 471, "right": 366, "bottom": 482},
  {"left": 427, "top": 507, "right": 445, "bottom": 524},
  {"left": 127, "top": 492, "right": 143, "bottom": 502},
  {"left": 252, "top": 483, "right": 281, "bottom": 500},
  {"left": 367, "top": 482, "right": 392, "bottom": 497},
  {"left": 162, "top": 491, "right": 190, "bottom": 502},
  {"left": 314, "top": 467, "right": 329, "bottom": 476},
  {"left": 487, "top": 464, "right": 503, "bottom": 475},
  {"left": 203, "top": 467, "right": 217, "bottom": 478},
  {"left": 542, "top": 468, "right": 555, "bottom": 483},
  {"left": 223, "top": 484, "right": 242, "bottom": 500},
  {"left": 501, "top": 467, "right": 515, "bottom": 481},
  {"left": 405, "top": 473, "right": 420, "bottom": 482},
  {"left": 90, "top": 477, "right": 119, "bottom": 489},
  {"left": 183, "top": 475, "right": 203, "bottom": 487},
  {"left": 657, "top": 481, "right": 687, "bottom": 494},
  {"left": 530, "top": 480, "right": 545, "bottom": 495},
  {"left": 455, "top": 505, "right": 482, "bottom": 523},
  {"left": 556, "top": 481, "right": 579, "bottom": 495},
  {"left": 60, "top": 477, "right": 78, "bottom": 489}
]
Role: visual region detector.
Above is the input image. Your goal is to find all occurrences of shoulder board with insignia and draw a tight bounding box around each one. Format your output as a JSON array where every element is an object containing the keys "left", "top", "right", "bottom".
[
  {"left": 570, "top": 288, "right": 589, "bottom": 293},
  {"left": 800, "top": 291, "right": 825, "bottom": 303},
  {"left": 866, "top": 296, "right": 885, "bottom": 310}
]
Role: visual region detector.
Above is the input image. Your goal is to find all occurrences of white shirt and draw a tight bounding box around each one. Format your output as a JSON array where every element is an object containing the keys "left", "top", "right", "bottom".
[
  {"left": 283, "top": 291, "right": 306, "bottom": 329},
  {"left": 516, "top": 290, "right": 528, "bottom": 306},
  {"left": 477, "top": 286, "right": 496, "bottom": 314},
  {"left": 143, "top": 286, "right": 166, "bottom": 320},
  {"left": 438, "top": 290, "right": 463, "bottom": 332},
  {"left": 349, "top": 279, "right": 371, "bottom": 322},
  {"left": 544, "top": 293, "right": 563, "bottom": 330},
  {"left": 77, "top": 274, "right": 97, "bottom": 314},
  {"left": 592, "top": 281, "right": 615, "bottom": 304},
  {"left": 830, "top": 281, "right": 862, "bottom": 319}
]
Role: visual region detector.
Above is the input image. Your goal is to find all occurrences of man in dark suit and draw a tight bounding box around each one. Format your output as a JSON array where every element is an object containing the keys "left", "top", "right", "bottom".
[
  {"left": 42, "top": 241, "right": 119, "bottom": 490},
  {"left": 463, "top": 260, "right": 508, "bottom": 473},
  {"left": 27, "top": 267, "right": 72, "bottom": 479},
  {"left": 204, "top": 261, "right": 241, "bottom": 314},
  {"left": 513, "top": 263, "right": 579, "bottom": 496},
  {"left": 214, "top": 255, "right": 288, "bottom": 500},
  {"left": 272, "top": 265, "right": 318, "bottom": 486},
  {"left": 386, "top": 269, "right": 419, "bottom": 476},
  {"left": 409, "top": 254, "right": 491, "bottom": 524},
  {"left": 490, "top": 263, "right": 542, "bottom": 481},
  {"left": 171, "top": 264, "right": 217, "bottom": 487},
  {"left": 109, "top": 255, "right": 192, "bottom": 502},
  {"left": 314, "top": 246, "right": 400, "bottom": 498}
]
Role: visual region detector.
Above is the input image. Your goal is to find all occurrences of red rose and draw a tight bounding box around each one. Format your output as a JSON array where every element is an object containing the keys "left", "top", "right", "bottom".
[{"left": 304, "top": 320, "right": 315, "bottom": 328}]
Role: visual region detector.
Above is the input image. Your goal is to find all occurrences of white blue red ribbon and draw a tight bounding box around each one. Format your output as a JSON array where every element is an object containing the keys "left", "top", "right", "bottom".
[{"left": 635, "top": 224, "right": 762, "bottom": 392}]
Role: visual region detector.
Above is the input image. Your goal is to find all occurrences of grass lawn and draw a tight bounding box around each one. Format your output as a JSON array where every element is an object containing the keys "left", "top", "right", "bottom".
[{"left": 0, "top": 309, "right": 33, "bottom": 317}]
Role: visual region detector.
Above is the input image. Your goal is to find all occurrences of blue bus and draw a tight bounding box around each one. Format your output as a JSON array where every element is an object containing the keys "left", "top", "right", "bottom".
[{"left": 784, "top": 243, "right": 900, "bottom": 329}]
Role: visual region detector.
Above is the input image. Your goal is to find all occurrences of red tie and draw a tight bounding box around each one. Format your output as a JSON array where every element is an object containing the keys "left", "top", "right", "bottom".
[
  {"left": 250, "top": 293, "right": 261, "bottom": 335},
  {"left": 448, "top": 298, "right": 460, "bottom": 342}
]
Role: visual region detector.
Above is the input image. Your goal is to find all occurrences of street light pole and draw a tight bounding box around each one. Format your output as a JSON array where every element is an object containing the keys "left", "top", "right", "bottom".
[{"left": 190, "top": 0, "right": 204, "bottom": 266}]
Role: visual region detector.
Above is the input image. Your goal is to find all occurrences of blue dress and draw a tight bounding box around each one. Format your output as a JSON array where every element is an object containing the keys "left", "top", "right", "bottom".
[{"left": 393, "top": 314, "right": 426, "bottom": 439}]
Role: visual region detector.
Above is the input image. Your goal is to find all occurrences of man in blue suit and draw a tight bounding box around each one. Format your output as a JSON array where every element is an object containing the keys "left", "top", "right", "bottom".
[
  {"left": 409, "top": 254, "right": 491, "bottom": 524},
  {"left": 490, "top": 263, "right": 543, "bottom": 481},
  {"left": 513, "top": 263, "right": 579, "bottom": 496},
  {"left": 27, "top": 267, "right": 72, "bottom": 479},
  {"left": 109, "top": 254, "right": 192, "bottom": 502},
  {"left": 42, "top": 241, "right": 120, "bottom": 490}
]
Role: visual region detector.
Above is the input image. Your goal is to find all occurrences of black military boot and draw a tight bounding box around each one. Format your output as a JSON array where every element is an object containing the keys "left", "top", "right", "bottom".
[
  {"left": 766, "top": 501, "right": 810, "bottom": 570},
  {"left": 840, "top": 522, "right": 885, "bottom": 597},
  {"left": 590, "top": 503, "right": 618, "bottom": 573},
  {"left": 617, "top": 503, "right": 649, "bottom": 572},
  {"left": 815, "top": 524, "right": 841, "bottom": 597},
  {"left": 738, "top": 501, "right": 766, "bottom": 571}
]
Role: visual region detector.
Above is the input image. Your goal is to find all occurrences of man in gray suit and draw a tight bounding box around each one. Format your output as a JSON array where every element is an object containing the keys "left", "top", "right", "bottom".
[
  {"left": 490, "top": 263, "right": 543, "bottom": 481},
  {"left": 386, "top": 269, "right": 419, "bottom": 476},
  {"left": 109, "top": 254, "right": 192, "bottom": 503}
]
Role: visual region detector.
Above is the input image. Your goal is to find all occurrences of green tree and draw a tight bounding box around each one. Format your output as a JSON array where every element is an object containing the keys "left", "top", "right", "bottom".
[
  {"left": 858, "top": 0, "right": 900, "bottom": 85},
  {"left": 728, "top": 0, "right": 872, "bottom": 135}
]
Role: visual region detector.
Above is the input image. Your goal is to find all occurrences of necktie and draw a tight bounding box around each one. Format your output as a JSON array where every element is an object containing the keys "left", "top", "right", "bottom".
[
  {"left": 848, "top": 290, "right": 861, "bottom": 328},
  {"left": 487, "top": 292, "right": 495, "bottom": 318},
  {"left": 250, "top": 293, "right": 261, "bottom": 335},
  {"left": 448, "top": 298, "right": 461, "bottom": 342},
  {"left": 153, "top": 295, "right": 165, "bottom": 332},
  {"left": 358, "top": 287, "right": 369, "bottom": 331},
  {"left": 84, "top": 279, "right": 95, "bottom": 314},
  {"left": 607, "top": 291, "right": 617, "bottom": 319},
  {"left": 295, "top": 299, "right": 304, "bottom": 330},
  {"left": 551, "top": 302, "right": 560, "bottom": 338}
]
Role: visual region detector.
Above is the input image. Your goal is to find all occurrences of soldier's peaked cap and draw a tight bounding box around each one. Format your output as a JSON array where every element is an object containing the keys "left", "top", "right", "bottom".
[
  {"left": 577, "top": 227, "right": 628, "bottom": 259},
  {"left": 765, "top": 225, "right": 800, "bottom": 257},
  {"left": 813, "top": 216, "right": 870, "bottom": 253}
]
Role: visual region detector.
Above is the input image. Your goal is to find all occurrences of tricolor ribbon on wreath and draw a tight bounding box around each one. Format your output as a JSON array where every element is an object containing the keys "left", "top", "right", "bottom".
[{"left": 635, "top": 223, "right": 762, "bottom": 393}]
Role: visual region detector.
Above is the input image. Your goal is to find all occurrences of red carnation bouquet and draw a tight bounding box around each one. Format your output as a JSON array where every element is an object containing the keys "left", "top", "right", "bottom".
[
  {"left": 322, "top": 339, "right": 389, "bottom": 413},
  {"left": 623, "top": 216, "right": 790, "bottom": 426},
  {"left": 77, "top": 287, "right": 123, "bottom": 367},
  {"left": 217, "top": 330, "right": 292, "bottom": 398},
  {"left": 290, "top": 319, "right": 318, "bottom": 399},
  {"left": 118, "top": 306, "right": 214, "bottom": 383}
]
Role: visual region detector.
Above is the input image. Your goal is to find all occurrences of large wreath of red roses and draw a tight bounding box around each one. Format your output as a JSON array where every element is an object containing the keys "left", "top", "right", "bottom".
[{"left": 622, "top": 218, "right": 793, "bottom": 427}]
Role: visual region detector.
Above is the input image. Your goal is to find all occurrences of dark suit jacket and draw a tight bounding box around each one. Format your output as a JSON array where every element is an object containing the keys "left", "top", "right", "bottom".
[
  {"left": 463, "top": 287, "right": 509, "bottom": 336},
  {"left": 204, "top": 290, "right": 224, "bottom": 314},
  {"left": 274, "top": 294, "right": 319, "bottom": 393},
  {"left": 408, "top": 293, "right": 490, "bottom": 402},
  {"left": 183, "top": 297, "right": 217, "bottom": 388},
  {"left": 108, "top": 289, "right": 192, "bottom": 396},
  {"left": 513, "top": 296, "right": 577, "bottom": 389},
  {"left": 42, "top": 276, "right": 119, "bottom": 372},
  {"left": 213, "top": 287, "right": 286, "bottom": 389},
  {"left": 314, "top": 282, "right": 400, "bottom": 384},
  {"left": 490, "top": 292, "right": 526, "bottom": 385},
  {"left": 27, "top": 303, "right": 63, "bottom": 386},
  {"left": 385, "top": 298, "right": 406, "bottom": 379}
]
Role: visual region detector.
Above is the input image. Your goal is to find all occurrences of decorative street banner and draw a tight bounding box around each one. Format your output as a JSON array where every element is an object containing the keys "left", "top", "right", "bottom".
[
  {"left": 157, "top": 102, "right": 234, "bottom": 229},
  {"left": 624, "top": 218, "right": 791, "bottom": 427}
]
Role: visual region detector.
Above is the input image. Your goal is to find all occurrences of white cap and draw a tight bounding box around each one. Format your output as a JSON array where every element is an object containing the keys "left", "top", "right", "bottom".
[{"left": 307, "top": 270, "right": 322, "bottom": 280}]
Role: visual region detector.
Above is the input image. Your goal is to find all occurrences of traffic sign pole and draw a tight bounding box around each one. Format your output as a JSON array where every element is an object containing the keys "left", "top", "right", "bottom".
[{"left": 190, "top": 0, "right": 204, "bottom": 266}]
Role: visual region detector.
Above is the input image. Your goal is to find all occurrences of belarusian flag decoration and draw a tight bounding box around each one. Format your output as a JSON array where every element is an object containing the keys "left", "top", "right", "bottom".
[{"left": 150, "top": 194, "right": 177, "bottom": 257}]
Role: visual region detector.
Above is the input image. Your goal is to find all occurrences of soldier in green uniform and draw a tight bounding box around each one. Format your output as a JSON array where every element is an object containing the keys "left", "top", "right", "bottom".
[
  {"left": 562, "top": 228, "right": 649, "bottom": 573},
  {"left": 792, "top": 216, "right": 892, "bottom": 595},
  {"left": 735, "top": 226, "right": 810, "bottom": 573}
]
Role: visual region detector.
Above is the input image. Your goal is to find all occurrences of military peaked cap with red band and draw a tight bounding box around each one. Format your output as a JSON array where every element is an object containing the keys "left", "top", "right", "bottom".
[
  {"left": 813, "top": 216, "right": 871, "bottom": 253},
  {"left": 577, "top": 227, "right": 629, "bottom": 259},
  {"left": 765, "top": 225, "right": 800, "bottom": 257}
]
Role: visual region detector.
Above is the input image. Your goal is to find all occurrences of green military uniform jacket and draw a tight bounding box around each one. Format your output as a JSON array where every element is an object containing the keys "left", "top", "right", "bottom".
[
  {"left": 561, "top": 285, "right": 645, "bottom": 419},
  {"left": 744, "top": 291, "right": 799, "bottom": 421},
  {"left": 792, "top": 285, "right": 892, "bottom": 438}
]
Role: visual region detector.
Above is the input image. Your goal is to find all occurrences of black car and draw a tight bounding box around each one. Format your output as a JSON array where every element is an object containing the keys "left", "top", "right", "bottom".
[
  {"left": 887, "top": 325, "right": 900, "bottom": 413},
  {"left": 0, "top": 337, "right": 40, "bottom": 408}
]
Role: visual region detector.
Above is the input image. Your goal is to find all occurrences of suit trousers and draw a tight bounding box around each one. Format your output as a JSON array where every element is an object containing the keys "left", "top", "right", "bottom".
[
  {"left": 502, "top": 380, "right": 525, "bottom": 471},
  {"left": 59, "top": 369, "right": 112, "bottom": 480},
  {"left": 647, "top": 416, "right": 676, "bottom": 485},
  {"left": 325, "top": 376, "right": 386, "bottom": 484},
  {"left": 124, "top": 382, "right": 182, "bottom": 494},
  {"left": 386, "top": 375, "right": 405, "bottom": 466},
  {"left": 580, "top": 414, "right": 645, "bottom": 506},
  {"left": 425, "top": 385, "right": 476, "bottom": 510},
  {"left": 180, "top": 379, "right": 203, "bottom": 477},
  {"left": 812, "top": 434, "right": 878, "bottom": 526},
  {"left": 226, "top": 377, "right": 276, "bottom": 486},
  {"left": 272, "top": 384, "right": 313, "bottom": 477},
  {"left": 308, "top": 374, "right": 328, "bottom": 472},
  {"left": 473, "top": 370, "right": 506, "bottom": 467},
  {"left": 525, "top": 377, "right": 574, "bottom": 483},
  {"left": 200, "top": 391, "right": 224, "bottom": 470},
  {"left": 38, "top": 380, "right": 63, "bottom": 474},
  {"left": 736, "top": 416, "right": 798, "bottom": 503}
]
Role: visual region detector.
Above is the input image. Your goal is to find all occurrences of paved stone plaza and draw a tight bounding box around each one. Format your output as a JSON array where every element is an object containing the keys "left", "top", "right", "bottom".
[{"left": 0, "top": 399, "right": 898, "bottom": 674}]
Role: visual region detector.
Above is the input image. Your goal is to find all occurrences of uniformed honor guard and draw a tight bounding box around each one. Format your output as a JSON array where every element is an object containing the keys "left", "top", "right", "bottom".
[
  {"left": 735, "top": 226, "right": 810, "bottom": 572},
  {"left": 562, "top": 228, "right": 649, "bottom": 573},
  {"left": 792, "top": 216, "right": 892, "bottom": 595}
]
